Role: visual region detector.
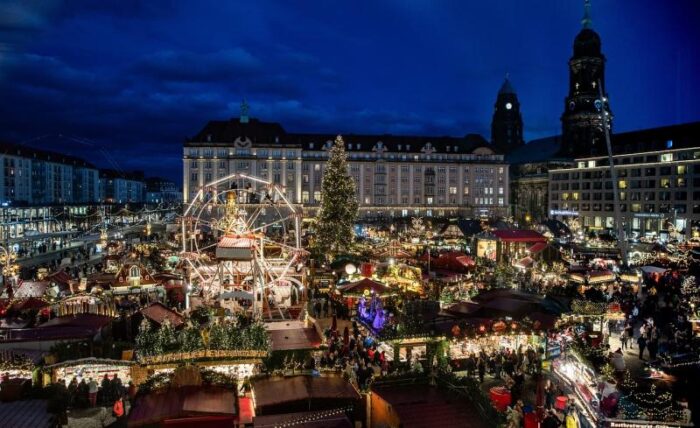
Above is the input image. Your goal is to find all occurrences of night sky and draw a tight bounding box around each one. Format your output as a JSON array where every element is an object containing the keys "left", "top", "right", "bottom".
[{"left": 0, "top": 0, "right": 698, "bottom": 183}]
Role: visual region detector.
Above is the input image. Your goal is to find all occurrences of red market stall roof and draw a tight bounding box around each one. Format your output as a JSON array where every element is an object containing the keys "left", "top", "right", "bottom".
[
  {"left": 527, "top": 242, "right": 548, "bottom": 254},
  {"left": 490, "top": 230, "right": 547, "bottom": 243},
  {"left": 141, "top": 302, "right": 185, "bottom": 328},
  {"left": 337, "top": 278, "right": 391, "bottom": 296},
  {"left": 431, "top": 252, "right": 475, "bottom": 272},
  {"left": 515, "top": 256, "right": 534, "bottom": 268},
  {"left": 128, "top": 386, "right": 236, "bottom": 427}
]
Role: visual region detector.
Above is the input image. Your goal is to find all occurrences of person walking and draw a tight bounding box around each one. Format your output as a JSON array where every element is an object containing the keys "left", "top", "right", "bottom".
[
  {"left": 477, "top": 357, "right": 486, "bottom": 383},
  {"left": 637, "top": 335, "right": 647, "bottom": 360},
  {"left": 620, "top": 329, "right": 629, "bottom": 351},
  {"left": 88, "top": 378, "right": 98, "bottom": 407}
]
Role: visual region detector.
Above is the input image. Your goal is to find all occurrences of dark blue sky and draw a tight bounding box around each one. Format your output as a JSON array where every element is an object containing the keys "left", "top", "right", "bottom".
[{"left": 0, "top": 0, "right": 698, "bottom": 183}]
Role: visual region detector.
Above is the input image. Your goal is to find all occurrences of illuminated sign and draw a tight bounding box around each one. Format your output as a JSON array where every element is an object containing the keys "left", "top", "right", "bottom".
[
  {"left": 634, "top": 213, "right": 665, "bottom": 219},
  {"left": 549, "top": 210, "right": 579, "bottom": 216}
]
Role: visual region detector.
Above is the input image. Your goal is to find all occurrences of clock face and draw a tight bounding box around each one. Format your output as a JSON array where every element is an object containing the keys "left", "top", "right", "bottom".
[
  {"left": 569, "top": 101, "right": 576, "bottom": 111},
  {"left": 505, "top": 102, "right": 512, "bottom": 110},
  {"left": 594, "top": 100, "right": 603, "bottom": 111}
]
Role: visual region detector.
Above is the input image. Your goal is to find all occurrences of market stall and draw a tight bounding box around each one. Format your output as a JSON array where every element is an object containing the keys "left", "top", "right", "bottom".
[{"left": 47, "top": 358, "right": 135, "bottom": 386}]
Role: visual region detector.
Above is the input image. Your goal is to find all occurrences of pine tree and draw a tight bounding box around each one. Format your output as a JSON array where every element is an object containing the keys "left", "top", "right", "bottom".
[
  {"left": 136, "top": 319, "right": 154, "bottom": 356},
  {"left": 180, "top": 323, "right": 203, "bottom": 352},
  {"left": 157, "top": 319, "right": 177, "bottom": 353},
  {"left": 315, "top": 135, "right": 358, "bottom": 258}
]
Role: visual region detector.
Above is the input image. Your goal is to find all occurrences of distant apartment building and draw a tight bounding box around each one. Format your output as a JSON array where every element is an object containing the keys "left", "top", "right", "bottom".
[
  {"left": 0, "top": 142, "right": 100, "bottom": 205},
  {"left": 146, "top": 177, "right": 182, "bottom": 204},
  {"left": 183, "top": 113, "right": 509, "bottom": 219},
  {"left": 100, "top": 170, "right": 146, "bottom": 204}
]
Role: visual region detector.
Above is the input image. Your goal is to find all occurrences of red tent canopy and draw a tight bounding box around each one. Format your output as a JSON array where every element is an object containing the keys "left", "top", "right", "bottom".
[{"left": 491, "top": 230, "right": 547, "bottom": 243}]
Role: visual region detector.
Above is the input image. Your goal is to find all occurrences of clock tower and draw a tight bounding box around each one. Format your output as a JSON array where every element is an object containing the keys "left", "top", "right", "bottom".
[
  {"left": 491, "top": 76, "right": 524, "bottom": 153},
  {"left": 561, "top": 0, "right": 612, "bottom": 157}
]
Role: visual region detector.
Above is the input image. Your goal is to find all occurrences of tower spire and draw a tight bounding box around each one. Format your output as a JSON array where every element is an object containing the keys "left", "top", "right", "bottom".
[
  {"left": 240, "top": 99, "right": 249, "bottom": 123},
  {"left": 582, "top": 0, "right": 593, "bottom": 29}
]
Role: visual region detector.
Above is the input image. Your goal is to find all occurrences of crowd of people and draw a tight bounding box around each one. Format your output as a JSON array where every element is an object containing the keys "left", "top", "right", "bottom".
[{"left": 65, "top": 373, "right": 134, "bottom": 409}]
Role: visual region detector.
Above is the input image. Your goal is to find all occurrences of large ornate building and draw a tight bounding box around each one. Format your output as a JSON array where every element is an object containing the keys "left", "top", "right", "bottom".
[{"left": 183, "top": 110, "right": 509, "bottom": 220}]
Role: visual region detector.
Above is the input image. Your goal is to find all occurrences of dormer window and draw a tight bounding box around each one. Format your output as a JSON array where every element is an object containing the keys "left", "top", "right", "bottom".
[
  {"left": 398, "top": 144, "right": 402, "bottom": 151},
  {"left": 309, "top": 143, "right": 314, "bottom": 149},
  {"left": 129, "top": 266, "right": 140, "bottom": 278},
  {"left": 446, "top": 146, "right": 451, "bottom": 152}
]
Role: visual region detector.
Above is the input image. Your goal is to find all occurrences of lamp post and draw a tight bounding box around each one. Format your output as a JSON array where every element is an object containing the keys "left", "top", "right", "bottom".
[{"left": 0, "top": 245, "right": 19, "bottom": 299}]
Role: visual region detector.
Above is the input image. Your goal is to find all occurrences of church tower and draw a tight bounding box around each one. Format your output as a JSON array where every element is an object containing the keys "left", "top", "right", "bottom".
[
  {"left": 491, "top": 76, "right": 524, "bottom": 153},
  {"left": 561, "top": 0, "right": 612, "bottom": 157}
]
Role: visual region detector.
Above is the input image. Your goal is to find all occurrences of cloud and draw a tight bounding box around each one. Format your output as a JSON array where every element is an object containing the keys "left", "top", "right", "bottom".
[{"left": 134, "top": 48, "right": 262, "bottom": 82}]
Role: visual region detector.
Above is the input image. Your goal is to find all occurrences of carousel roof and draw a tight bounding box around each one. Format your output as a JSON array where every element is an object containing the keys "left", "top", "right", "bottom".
[{"left": 337, "top": 278, "right": 391, "bottom": 295}]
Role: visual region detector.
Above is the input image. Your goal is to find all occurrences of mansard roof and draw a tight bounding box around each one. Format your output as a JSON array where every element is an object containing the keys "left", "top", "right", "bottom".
[{"left": 186, "top": 117, "right": 496, "bottom": 155}]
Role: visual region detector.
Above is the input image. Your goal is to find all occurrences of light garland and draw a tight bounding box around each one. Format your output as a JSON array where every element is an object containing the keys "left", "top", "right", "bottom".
[{"left": 277, "top": 406, "right": 354, "bottom": 427}]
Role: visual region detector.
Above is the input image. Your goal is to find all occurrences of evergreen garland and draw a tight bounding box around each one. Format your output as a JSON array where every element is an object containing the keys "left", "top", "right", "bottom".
[{"left": 315, "top": 135, "right": 358, "bottom": 258}]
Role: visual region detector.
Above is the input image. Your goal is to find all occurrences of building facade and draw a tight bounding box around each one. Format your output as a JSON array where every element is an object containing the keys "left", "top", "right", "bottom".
[
  {"left": 100, "top": 170, "right": 146, "bottom": 204},
  {"left": 183, "top": 116, "right": 509, "bottom": 219},
  {"left": 146, "top": 177, "right": 182, "bottom": 204},
  {"left": 0, "top": 142, "right": 100, "bottom": 205},
  {"left": 548, "top": 139, "right": 700, "bottom": 239}
]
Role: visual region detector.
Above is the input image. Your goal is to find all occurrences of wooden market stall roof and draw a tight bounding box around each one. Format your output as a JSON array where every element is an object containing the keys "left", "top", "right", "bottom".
[
  {"left": 490, "top": 229, "right": 547, "bottom": 243},
  {"left": 267, "top": 322, "right": 322, "bottom": 351},
  {"left": 253, "top": 410, "right": 354, "bottom": 428},
  {"left": 337, "top": 278, "right": 391, "bottom": 295},
  {"left": 128, "top": 385, "right": 236, "bottom": 427},
  {"left": 141, "top": 302, "right": 185, "bottom": 328},
  {"left": 372, "top": 384, "right": 487, "bottom": 428},
  {"left": 252, "top": 376, "right": 360, "bottom": 410},
  {"left": 0, "top": 399, "right": 53, "bottom": 428}
]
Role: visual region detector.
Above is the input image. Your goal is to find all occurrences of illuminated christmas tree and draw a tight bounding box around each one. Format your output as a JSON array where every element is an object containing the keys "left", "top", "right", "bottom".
[{"left": 315, "top": 135, "right": 358, "bottom": 258}]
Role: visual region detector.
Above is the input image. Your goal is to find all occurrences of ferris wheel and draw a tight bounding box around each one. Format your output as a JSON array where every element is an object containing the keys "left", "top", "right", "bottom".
[{"left": 181, "top": 172, "right": 305, "bottom": 315}]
